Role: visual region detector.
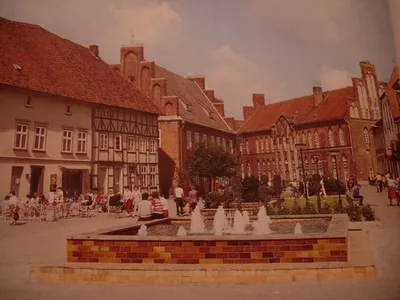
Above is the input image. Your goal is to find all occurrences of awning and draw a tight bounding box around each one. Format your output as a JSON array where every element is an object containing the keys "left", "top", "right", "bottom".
[{"left": 59, "top": 165, "right": 91, "bottom": 170}]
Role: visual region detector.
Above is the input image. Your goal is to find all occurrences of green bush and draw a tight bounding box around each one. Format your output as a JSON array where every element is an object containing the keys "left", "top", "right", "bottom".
[
  {"left": 241, "top": 176, "right": 260, "bottom": 202},
  {"left": 331, "top": 201, "right": 343, "bottom": 214},
  {"left": 290, "top": 200, "right": 302, "bottom": 215},
  {"left": 204, "top": 191, "right": 234, "bottom": 209},
  {"left": 302, "top": 200, "right": 317, "bottom": 214},
  {"left": 362, "top": 204, "right": 376, "bottom": 221},
  {"left": 308, "top": 174, "right": 322, "bottom": 196},
  {"left": 266, "top": 204, "right": 277, "bottom": 216},
  {"left": 320, "top": 202, "right": 333, "bottom": 214},
  {"left": 324, "top": 177, "right": 346, "bottom": 195},
  {"left": 277, "top": 206, "right": 291, "bottom": 215},
  {"left": 345, "top": 204, "right": 362, "bottom": 222}
]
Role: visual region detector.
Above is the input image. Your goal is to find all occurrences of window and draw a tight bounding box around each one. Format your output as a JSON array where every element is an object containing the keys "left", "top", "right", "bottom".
[
  {"left": 270, "top": 137, "right": 274, "bottom": 151},
  {"left": 102, "top": 108, "right": 110, "bottom": 117},
  {"left": 139, "top": 138, "right": 147, "bottom": 152},
  {"left": 149, "top": 140, "right": 157, "bottom": 153},
  {"left": 314, "top": 131, "right": 320, "bottom": 148},
  {"left": 328, "top": 129, "right": 335, "bottom": 147},
  {"left": 194, "top": 133, "right": 200, "bottom": 144},
  {"left": 308, "top": 131, "right": 313, "bottom": 148},
  {"left": 257, "top": 161, "right": 261, "bottom": 181},
  {"left": 33, "top": 126, "right": 46, "bottom": 151},
  {"left": 247, "top": 161, "right": 251, "bottom": 176},
  {"left": 245, "top": 140, "right": 249, "bottom": 154},
  {"left": 290, "top": 136, "right": 294, "bottom": 151},
  {"left": 239, "top": 142, "right": 243, "bottom": 153},
  {"left": 140, "top": 165, "right": 148, "bottom": 186},
  {"left": 364, "top": 128, "right": 370, "bottom": 144},
  {"left": 265, "top": 138, "right": 270, "bottom": 152},
  {"left": 216, "top": 137, "right": 220, "bottom": 145},
  {"left": 15, "top": 124, "right": 28, "bottom": 149},
  {"left": 94, "top": 108, "right": 101, "bottom": 117},
  {"left": 368, "top": 167, "right": 374, "bottom": 180},
  {"left": 295, "top": 133, "right": 300, "bottom": 144},
  {"left": 77, "top": 131, "right": 87, "bottom": 153},
  {"left": 115, "top": 135, "right": 122, "bottom": 151},
  {"left": 331, "top": 156, "right": 338, "bottom": 179},
  {"left": 339, "top": 128, "right": 345, "bottom": 146},
  {"left": 229, "top": 140, "right": 233, "bottom": 154},
  {"left": 149, "top": 165, "right": 158, "bottom": 186},
  {"left": 62, "top": 130, "right": 73, "bottom": 152},
  {"left": 65, "top": 104, "right": 71, "bottom": 115},
  {"left": 222, "top": 138, "right": 226, "bottom": 150},
  {"left": 210, "top": 136, "right": 215, "bottom": 145},
  {"left": 187, "top": 131, "right": 192, "bottom": 149},
  {"left": 127, "top": 136, "right": 136, "bottom": 152},
  {"left": 302, "top": 132, "right": 306, "bottom": 145},
  {"left": 202, "top": 134, "right": 207, "bottom": 142},
  {"left": 260, "top": 138, "right": 264, "bottom": 153},
  {"left": 25, "top": 96, "right": 32, "bottom": 107},
  {"left": 256, "top": 139, "right": 260, "bottom": 153},
  {"left": 100, "top": 134, "right": 108, "bottom": 150},
  {"left": 283, "top": 136, "right": 287, "bottom": 151}
]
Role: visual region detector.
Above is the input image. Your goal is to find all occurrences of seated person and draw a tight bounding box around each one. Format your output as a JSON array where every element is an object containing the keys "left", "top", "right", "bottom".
[
  {"left": 160, "top": 192, "right": 169, "bottom": 218},
  {"left": 137, "top": 192, "right": 152, "bottom": 221},
  {"left": 150, "top": 191, "right": 164, "bottom": 219},
  {"left": 352, "top": 184, "right": 364, "bottom": 205},
  {"left": 80, "top": 191, "right": 93, "bottom": 210}
]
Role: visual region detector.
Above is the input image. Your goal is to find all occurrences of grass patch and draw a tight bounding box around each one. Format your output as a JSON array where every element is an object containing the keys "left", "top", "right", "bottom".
[{"left": 282, "top": 195, "right": 348, "bottom": 209}]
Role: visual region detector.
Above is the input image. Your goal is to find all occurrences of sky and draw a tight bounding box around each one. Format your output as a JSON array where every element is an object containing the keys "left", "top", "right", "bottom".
[{"left": 0, "top": 0, "right": 396, "bottom": 119}]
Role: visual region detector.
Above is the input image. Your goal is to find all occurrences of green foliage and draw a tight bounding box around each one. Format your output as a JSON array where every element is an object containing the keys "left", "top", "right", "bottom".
[
  {"left": 320, "top": 202, "right": 333, "bottom": 214},
  {"left": 362, "top": 204, "right": 376, "bottom": 221},
  {"left": 344, "top": 204, "right": 362, "bottom": 222},
  {"left": 241, "top": 175, "right": 260, "bottom": 202},
  {"left": 176, "top": 168, "right": 188, "bottom": 187},
  {"left": 331, "top": 201, "right": 343, "bottom": 214},
  {"left": 302, "top": 200, "right": 317, "bottom": 214},
  {"left": 188, "top": 141, "right": 237, "bottom": 180},
  {"left": 277, "top": 206, "right": 291, "bottom": 215},
  {"left": 272, "top": 175, "right": 283, "bottom": 196},
  {"left": 204, "top": 191, "right": 235, "bottom": 209},
  {"left": 324, "top": 177, "right": 346, "bottom": 195},
  {"left": 290, "top": 200, "right": 303, "bottom": 215},
  {"left": 308, "top": 174, "right": 322, "bottom": 196}
]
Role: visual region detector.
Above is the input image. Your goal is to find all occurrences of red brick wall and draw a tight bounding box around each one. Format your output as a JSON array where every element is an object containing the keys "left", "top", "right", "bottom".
[{"left": 67, "top": 237, "right": 347, "bottom": 264}]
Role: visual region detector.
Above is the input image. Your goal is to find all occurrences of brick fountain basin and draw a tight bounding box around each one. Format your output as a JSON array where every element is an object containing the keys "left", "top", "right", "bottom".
[
  {"left": 30, "top": 214, "right": 377, "bottom": 285},
  {"left": 66, "top": 214, "right": 348, "bottom": 264}
]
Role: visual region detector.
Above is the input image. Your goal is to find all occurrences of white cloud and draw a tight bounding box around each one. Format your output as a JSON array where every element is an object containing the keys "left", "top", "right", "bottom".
[
  {"left": 204, "top": 45, "right": 285, "bottom": 119},
  {"left": 320, "top": 65, "right": 353, "bottom": 90},
  {"left": 0, "top": 0, "right": 183, "bottom": 63}
]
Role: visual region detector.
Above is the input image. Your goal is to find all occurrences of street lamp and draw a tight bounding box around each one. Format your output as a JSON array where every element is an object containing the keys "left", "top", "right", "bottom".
[
  {"left": 295, "top": 143, "right": 308, "bottom": 200},
  {"left": 329, "top": 150, "right": 343, "bottom": 211}
]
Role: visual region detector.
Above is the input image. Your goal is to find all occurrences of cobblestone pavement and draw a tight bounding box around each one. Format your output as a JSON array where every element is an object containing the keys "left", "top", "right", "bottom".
[{"left": 1, "top": 186, "right": 400, "bottom": 300}]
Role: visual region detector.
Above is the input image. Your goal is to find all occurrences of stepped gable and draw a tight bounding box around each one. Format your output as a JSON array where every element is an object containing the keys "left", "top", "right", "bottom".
[
  {"left": 238, "top": 86, "right": 355, "bottom": 133},
  {"left": 386, "top": 65, "right": 400, "bottom": 119},
  {"left": 154, "top": 65, "right": 235, "bottom": 133},
  {"left": 0, "top": 17, "right": 159, "bottom": 115}
]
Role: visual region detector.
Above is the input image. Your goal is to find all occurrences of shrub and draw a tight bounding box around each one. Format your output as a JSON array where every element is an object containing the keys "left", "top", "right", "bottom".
[
  {"left": 266, "top": 204, "right": 277, "bottom": 216},
  {"left": 324, "top": 177, "right": 346, "bottom": 195},
  {"left": 345, "top": 204, "right": 362, "bottom": 222},
  {"left": 362, "top": 204, "right": 376, "bottom": 221},
  {"left": 277, "top": 206, "right": 291, "bottom": 215},
  {"left": 331, "top": 201, "right": 343, "bottom": 214},
  {"left": 241, "top": 176, "right": 260, "bottom": 202},
  {"left": 308, "top": 174, "right": 322, "bottom": 196},
  {"left": 302, "top": 200, "right": 317, "bottom": 214},
  {"left": 290, "top": 200, "right": 303, "bottom": 215},
  {"left": 320, "top": 202, "right": 333, "bottom": 214},
  {"left": 204, "top": 191, "right": 234, "bottom": 209}
]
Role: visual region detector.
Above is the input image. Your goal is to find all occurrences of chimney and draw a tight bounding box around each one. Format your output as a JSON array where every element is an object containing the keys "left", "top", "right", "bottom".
[
  {"left": 89, "top": 45, "right": 99, "bottom": 58},
  {"left": 214, "top": 102, "right": 225, "bottom": 117},
  {"left": 204, "top": 90, "right": 215, "bottom": 102},
  {"left": 252, "top": 93, "right": 265, "bottom": 108},
  {"left": 243, "top": 106, "right": 256, "bottom": 121},
  {"left": 187, "top": 73, "right": 205, "bottom": 90},
  {"left": 313, "top": 86, "right": 323, "bottom": 107}
]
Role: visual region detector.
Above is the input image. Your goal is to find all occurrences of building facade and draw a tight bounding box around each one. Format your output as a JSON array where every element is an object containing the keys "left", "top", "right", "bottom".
[
  {"left": 373, "top": 66, "right": 400, "bottom": 176},
  {"left": 238, "top": 62, "right": 386, "bottom": 184},
  {"left": 111, "top": 44, "right": 237, "bottom": 195},
  {"left": 0, "top": 18, "right": 159, "bottom": 197}
]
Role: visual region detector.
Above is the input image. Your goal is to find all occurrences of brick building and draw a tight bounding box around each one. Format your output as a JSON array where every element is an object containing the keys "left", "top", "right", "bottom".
[
  {"left": 373, "top": 65, "right": 400, "bottom": 176},
  {"left": 237, "top": 62, "right": 386, "bottom": 184},
  {"left": 0, "top": 18, "right": 159, "bottom": 198},
  {"left": 110, "top": 44, "right": 237, "bottom": 195}
]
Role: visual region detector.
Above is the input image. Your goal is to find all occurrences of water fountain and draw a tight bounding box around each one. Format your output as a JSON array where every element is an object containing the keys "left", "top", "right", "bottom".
[
  {"left": 190, "top": 207, "right": 205, "bottom": 234},
  {"left": 138, "top": 224, "right": 147, "bottom": 236},
  {"left": 253, "top": 206, "right": 272, "bottom": 235},
  {"left": 232, "top": 210, "right": 246, "bottom": 234},
  {"left": 213, "top": 205, "right": 227, "bottom": 236},
  {"left": 294, "top": 223, "right": 303, "bottom": 234},
  {"left": 242, "top": 211, "right": 250, "bottom": 225},
  {"left": 176, "top": 225, "right": 188, "bottom": 236}
]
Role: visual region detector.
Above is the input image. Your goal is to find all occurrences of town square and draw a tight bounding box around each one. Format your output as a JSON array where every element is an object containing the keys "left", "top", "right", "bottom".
[{"left": 0, "top": 0, "right": 400, "bottom": 299}]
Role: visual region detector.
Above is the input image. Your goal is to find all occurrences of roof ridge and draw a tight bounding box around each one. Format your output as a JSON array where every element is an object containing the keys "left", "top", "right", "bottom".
[{"left": 0, "top": 17, "right": 42, "bottom": 29}]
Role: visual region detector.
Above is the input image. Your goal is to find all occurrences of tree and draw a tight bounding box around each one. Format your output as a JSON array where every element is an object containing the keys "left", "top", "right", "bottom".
[
  {"left": 188, "top": 141, "right": 238, "bottom": 191},
  {"left": 272, "top": 175, "right": 283, "bottom": 209}
]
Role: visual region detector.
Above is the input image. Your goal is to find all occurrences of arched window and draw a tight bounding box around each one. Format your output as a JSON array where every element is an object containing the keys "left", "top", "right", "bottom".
[
  {"left": 339, "top": 128, "right": 345, "bottom": 146},
  {"left": 247, "top": 161, "right": 251, "bottom": 176},
  {"left": 245, "top": 140, "right": 249, "bottom": 154},
  {"left": 311, "top": 158, "right": 316, "bottom": 175},
  {"left": 349, "top": 106, "right": 354, "bottom": 118},
  {"left": 262, "top": 160, "right": 266, "bottom": 175},
  {"left": 302, "top": 132, "right": 306, "bottom": 145},
  {"left": 270, "top": 137, "right": 274, "bottom": 151},
  {"left": 304, "top": 158, "right": 309, "bottom": 177},
  {"left": 260, "top": 138, "right": 264, "bottom": 153},
  {"left": 308, "top": 131, "right": 313, "bottom": 148},
  {"left": 314, "top": 130, "right": 320, "bottom": 148},
  {"left": 255, "top": 138, "right": 259, "bottom": 153},
  {"left": 239, "top": 142, "right": 243, "bottom": 154},
  {"left": 354, "top": 106, "right": 360, "bottom": 118},
  {"left": 265, "top": 137, "right": 269, "bottom": 152},
  {"left": 283, "top": 136, "right": 287, "bottom": 151},
  {"left": 257, "top": 161, "right": 261, "bottom": 181},
  {"left": 364, "top": 128, "right": 370, "bottom": 144},
  {"left": 328, "top": 129, "right": 335, "bottom": 147},
  {"left": 331, "top": 156, "right": 338, "bottom": 179}
]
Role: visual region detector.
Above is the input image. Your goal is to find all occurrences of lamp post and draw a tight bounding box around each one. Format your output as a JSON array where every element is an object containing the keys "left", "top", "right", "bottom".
[
  {"left": 313, "top": 155, "right": 321, "bottom": 213},
  {"left": 295, "top": 143, "right": 308, "bottom": 200},
  {"left": 329, "top": 150, "right": 342, "bottom": 212}
]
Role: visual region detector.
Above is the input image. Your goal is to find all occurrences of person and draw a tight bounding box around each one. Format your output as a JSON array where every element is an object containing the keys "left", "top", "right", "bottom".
[
  {"left": 174, "top": 184, "right": 184, "bottom": 217},
  {"left": 8, "top": 191, "right": 19, "bottom": 225},
  {"left": 123, "top": 187, "right": 133, "bottom": 213},
  {"left": 387, "top": 174, "right": 398, "bottom": 206},
  {"left": 352, "top": 184, "right": 364, "bottom": 205},
  {"left": 131, "top": 186, "right": 142, "bottom": 216},
  {"left": 375, "top": 173, "right": 382, "bottom": 192},
  {"left": 188, "top": 185, "right": 199, "bottom": 213},
  {"left": 137, "top": 192, "right": 152, "bottom": 221},
  {"left": 150, "top": 191, "right": 164, "bottom": 219},
  {"left": 320, "top": 178, "right": 327, "bottom": 197},
  {"left": 395, "top": 178, "right": 400, "bottom": 206},
  {"left": 159, "top": 192, "right": 169, "bottom": 218}
]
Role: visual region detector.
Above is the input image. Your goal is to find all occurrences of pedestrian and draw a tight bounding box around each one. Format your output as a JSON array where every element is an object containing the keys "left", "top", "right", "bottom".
[
  {"left": 387, "top": 174, "right": 398, "bottom": 206},
  {"left": 150, "top": 192, "right": 164, "bottom": 219},
  {"left": 174, "top": 184, "right": 184, "bottom": 217},
  {"left": 375, "top": 173, "right": 382, "bottom": 192},
  {"left": 188, "top": 185, "right": 199, "bottom": 214}
]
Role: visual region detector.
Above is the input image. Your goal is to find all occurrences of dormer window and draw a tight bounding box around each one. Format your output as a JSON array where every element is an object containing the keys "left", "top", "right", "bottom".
[
  {"left": 65, "top": 104, "right": 72, "bottom": 115},
  {"left": 25, "top": 96, "right": 32, "bottom": 107},
  {"left": 201, "top": 106, "right": 213, "bottom": 118}
]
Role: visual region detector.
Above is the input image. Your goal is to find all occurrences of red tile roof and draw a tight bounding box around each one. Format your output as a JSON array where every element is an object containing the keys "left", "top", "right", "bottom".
[
  {"left": 0, "top": 17, "right": 159, "bottom": 114},
  {"left": 154, "top": 65, "right": 235, "bottom": 133},
  {"left": 238, "top": 86, "right": 355, "bottom": 133},
  {"left": 386, "top": 65, "right": 400, "bottom": 119}
]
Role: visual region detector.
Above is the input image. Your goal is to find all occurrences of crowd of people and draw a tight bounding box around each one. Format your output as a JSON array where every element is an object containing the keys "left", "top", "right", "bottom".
[
  {"left": 374, "top": 172, "right": 400, "bottom": 206},
  {"left": 1, "top": 183, "right": 201, "bottom": 225}
]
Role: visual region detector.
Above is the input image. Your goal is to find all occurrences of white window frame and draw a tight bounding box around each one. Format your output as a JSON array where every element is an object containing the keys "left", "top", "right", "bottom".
[
  {"left": 33, "top": 126, "right": 47, "bottom": 151},
  {"left": 62, "top": 130, "right": 73, "bottom": 153},
  {"left": 364, "top": 128, "right": 370, "bottom": 144},
  {"left": 222, "top": 138, "right": 226, "bottom": 150},
  {"left": 260, "top": 138, "right": 264, "bottom": 153},
  {"left": 149, "top": 140, "right": 157, "bottom": 153},
  {"left": 115, "top": 135, "right": 122, "bottom": 151},
  {"left": 77, "top": 131, "right": 87, "bottom": 154},
  {"left": 139, "top": 138, "right": 147, "bottom": 153},
  {"left": 99, "top": 133, "right": 108, "bottom": 150},
  {"left": 187, "top": 131, "right": 192, "bottom": 149},
  {"left": 15, "top": 124, "right": 28, "bottom": 150},
  {"left": 127, "top": 136, "right": 136, "bottom": 152},
  {"left": 194, "top": 132, "right": 200, "bottom": 144},
  {"left": 140, "top": 165, "right": 148, "bottom": 186},
  {"left": 149, "top": 165, "right": 158, "bottom": 186}
]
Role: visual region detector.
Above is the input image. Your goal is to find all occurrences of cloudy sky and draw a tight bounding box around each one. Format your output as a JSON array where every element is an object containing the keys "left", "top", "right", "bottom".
[{"left": 0, "top": 0, "right": 396, "bottom": 119}]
